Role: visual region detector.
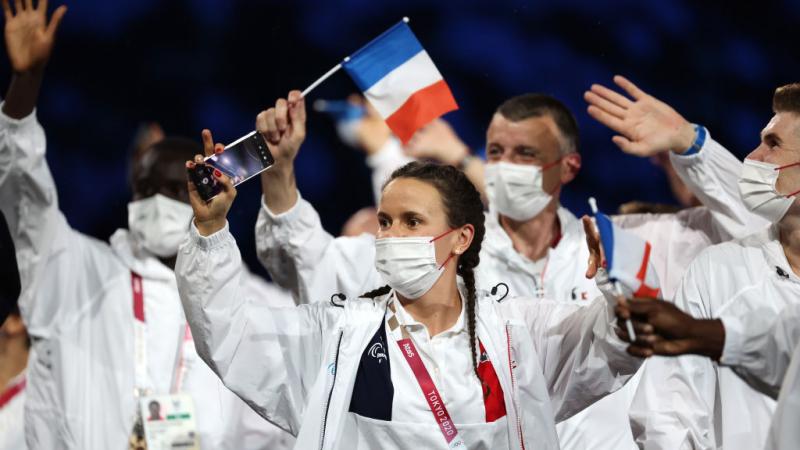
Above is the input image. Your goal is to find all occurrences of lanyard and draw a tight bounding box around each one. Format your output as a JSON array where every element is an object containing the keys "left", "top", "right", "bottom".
[
  {"left": 132, "top": 272, "right": 149, "bottom": 396},
  {"left": 533, "top": 225, "right": 560, "bottom": 298},
  {"left": 387, "top": 299, "right": 466, "bottom": 449},
  {"left": 0, "top": 376, "right": 26, "bottom": 409},
  {"left": 131, "top": 271, "right": 188, "bottom": 397}
]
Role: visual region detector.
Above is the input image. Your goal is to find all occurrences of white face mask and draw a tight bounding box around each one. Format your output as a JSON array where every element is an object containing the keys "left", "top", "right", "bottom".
[
  {"left": 127, "top": 194, "right": 194, "bottom": 258},
  {"left": 738, "top": 159, "right": 800, "bottom": 224},
  {"left": 374, "top": 230, "right": 455, "bottom": 300},
  {"left": 485, "top": 161, "right": 559, "bottom": 222}
]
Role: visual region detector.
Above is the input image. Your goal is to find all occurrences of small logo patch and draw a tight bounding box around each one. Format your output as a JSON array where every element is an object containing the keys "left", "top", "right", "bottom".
[{"left": 368, "top": 342, "right": 387, "bottom": 363}]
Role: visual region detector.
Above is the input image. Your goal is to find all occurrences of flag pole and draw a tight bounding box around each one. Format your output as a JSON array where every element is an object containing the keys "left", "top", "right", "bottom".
[
  {"left": 301, "top": 17, "right": 410, "bottom": 98},
  {"left": 614, "top": 282, "right": 637, "bottom": 342},
  {"left": 300, "top": 56, "right": 350, "bottom": 98},
  {"left": 588, "top": 197, "right": 599, "bottom": 215},
  {"left": 588, "top": 197, "right": 637, "bottom": 342}
]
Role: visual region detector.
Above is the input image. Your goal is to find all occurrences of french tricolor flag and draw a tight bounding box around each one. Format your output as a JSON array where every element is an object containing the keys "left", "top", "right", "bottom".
[
  {"left": 342, "top": 19, "right": 458, "bottom": 144},
  {"left": 595, "top": 212, "right": 661, "bottom": 299}
]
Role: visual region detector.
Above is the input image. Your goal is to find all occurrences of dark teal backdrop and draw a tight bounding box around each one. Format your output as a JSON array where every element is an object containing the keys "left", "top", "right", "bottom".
[{"left": 5, "top": 0, "right": 798, "bottom": 279}]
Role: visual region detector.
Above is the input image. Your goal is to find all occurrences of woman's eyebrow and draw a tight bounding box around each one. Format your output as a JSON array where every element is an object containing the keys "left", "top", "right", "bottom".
[{"left": 400, "top": 210, "right": 425, "bottom": 220}]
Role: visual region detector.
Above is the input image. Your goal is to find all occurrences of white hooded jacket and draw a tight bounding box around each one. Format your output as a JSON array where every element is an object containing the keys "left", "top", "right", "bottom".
[
  {"left": 175, "top": 221, "right": 641, "bottom": 450},
  {"left": 0, "top": 108, "right": 296, "bottom": 449}
]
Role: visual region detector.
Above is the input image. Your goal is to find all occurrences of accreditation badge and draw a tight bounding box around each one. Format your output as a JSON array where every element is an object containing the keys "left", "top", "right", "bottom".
[{"left": 140, "top": 394, "right": 199, "bottom": 449}]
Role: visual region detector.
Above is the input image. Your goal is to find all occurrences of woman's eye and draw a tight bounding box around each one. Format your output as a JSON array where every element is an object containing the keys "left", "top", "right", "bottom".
[
  {"left": 378, "top": 219, "right": 389, "bottom": 228},
  {"left": 408, "top": 218, "right": 420, "bottom": 227}
]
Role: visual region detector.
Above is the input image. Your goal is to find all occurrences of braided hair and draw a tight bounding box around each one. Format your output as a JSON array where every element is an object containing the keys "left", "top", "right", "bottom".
[{"left": 361, "top": 161, "right": 486, "bottom": 390}]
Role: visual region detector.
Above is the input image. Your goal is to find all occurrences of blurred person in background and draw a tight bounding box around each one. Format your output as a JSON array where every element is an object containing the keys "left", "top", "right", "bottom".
[
  {"left": 0, "top": 305, "right": 27, "bottom": 450},
  {"left": 0, "top": 211, "right": 26, "bottom": 450},
  {"left": 0, "top": 2, "right": 295, "bottom": 448}
]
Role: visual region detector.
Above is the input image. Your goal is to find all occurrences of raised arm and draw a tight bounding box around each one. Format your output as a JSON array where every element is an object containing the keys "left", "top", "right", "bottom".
[
  {"left": 179, "top": 130, "right": 328, "bottom": 434},
  {"left": 0, "top": 0, "right": 66, "bottom": 237},
  {"left": 0, "top": 1, "right": 94, "bottom": 334},
  {"left": 254, "top": 92, "right": 382, "bottom": 302},
  {"left": 585, "top": 75, "right": 768, "bottom": 239}
]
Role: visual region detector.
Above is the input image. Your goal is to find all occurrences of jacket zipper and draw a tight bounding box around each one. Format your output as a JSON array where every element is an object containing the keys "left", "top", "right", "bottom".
[
  {"left": 318, "top": 328, "right": 344, "bottom": 450},
  {"left": 506, "top": 324, "right": 526, "bottom": 450}
]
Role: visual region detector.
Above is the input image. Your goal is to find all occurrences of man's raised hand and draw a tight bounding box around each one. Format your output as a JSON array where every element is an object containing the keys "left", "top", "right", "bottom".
[
  {"left": 584, "top": 75, "right": 696, "bottom": 157},
  {"left": 2, "top": 0, "right": 66, "bottom": 75}
]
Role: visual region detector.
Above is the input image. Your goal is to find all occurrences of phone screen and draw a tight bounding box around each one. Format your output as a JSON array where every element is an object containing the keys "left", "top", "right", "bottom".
[{"left": 204, "top": 131, "right": 274, "bottom": 186}]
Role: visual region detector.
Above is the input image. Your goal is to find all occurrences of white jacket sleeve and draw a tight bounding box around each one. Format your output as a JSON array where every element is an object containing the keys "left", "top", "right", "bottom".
[
  {"left": 364, "top": 137, "right": 413, "bottom": 205},
  {"left": 0, "top": 107, "right": 53, "bottom": 297},
  {"left": 719, "top": 302, "right": 800, "bottom": 399},
  {"left": 505, "top": 293, "right": 642, "bottom": 422},
  {"left": 177, "top": 222, "right": 332, "bottom": 435},
  {"left": 669, "top": 131, "right": 769, "bottom": 239},
  {"left": 255, "top": 194, "right": 381, "bottom": 302},
  {"left": 765, "top": 342, "right": 800, "bottom": 450},
  {"left": 0, "top": 106, "right": 117, "bottom": 336},
  {"left": 629, "top": 252, "right": 719, "bottom": 450}
]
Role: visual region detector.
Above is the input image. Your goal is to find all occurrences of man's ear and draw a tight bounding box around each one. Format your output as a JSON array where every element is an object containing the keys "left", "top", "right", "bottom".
[
  {"left": 455, "top": 224, "right": 475, "bottom": 254},
  {"left": 560, "top": 152, "right": 582, "bottom": 184}
]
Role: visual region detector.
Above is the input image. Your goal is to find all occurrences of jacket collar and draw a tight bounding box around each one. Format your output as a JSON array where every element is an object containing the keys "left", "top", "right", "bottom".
[
  {"left": 482, "top": 206, "right": 581, "bottom": 271},
  {"left": 109, "top": 229, "right": 176, "bottom": 281},
  {"left": 757, "top": 224, "right": 800, "bottom": 284}
]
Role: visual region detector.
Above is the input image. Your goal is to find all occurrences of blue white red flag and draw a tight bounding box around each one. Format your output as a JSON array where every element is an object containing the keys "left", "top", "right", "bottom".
[
  {"left": 595, "top": 212, "right": 661, "bottom": 298},
  {"left": 342, "top": 20, "right": 458, "bottom": 144}
]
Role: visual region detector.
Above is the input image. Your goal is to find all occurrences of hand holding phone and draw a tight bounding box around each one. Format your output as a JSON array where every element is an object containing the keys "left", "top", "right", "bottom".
[
  {"left": 190, "top": 131, "right": 274, "bottom": 202},
  {"left": 187, "top": 130, "right": 240, "bottom": 236},
  {"left": 188, "top": 163, "right": 221, "bottom": 201}
]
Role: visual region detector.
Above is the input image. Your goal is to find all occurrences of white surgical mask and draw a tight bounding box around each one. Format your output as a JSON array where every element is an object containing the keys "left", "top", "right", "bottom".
[
  {"left": 485, "top": 161, "right": 559, "bottom": 222},
  {"left": 128, "top": 194, "right": 194, "bottom": 258},
  {"left": 374, "top": 230, "right": 455, "bottom": 300},
  {"left": 738, "top": 159, "right": 800, "bottom": 223}
]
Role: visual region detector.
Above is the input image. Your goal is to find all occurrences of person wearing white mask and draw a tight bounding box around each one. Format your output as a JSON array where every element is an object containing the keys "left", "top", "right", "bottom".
[
  {"left": 177, "top": 129, "right": 642, "bottom": 449},
  {"left": 602, "top": 82, "right": 800, "bottom": 450},
  {"left": 0, "top": 2, "right": 296, "bottom": 448}
]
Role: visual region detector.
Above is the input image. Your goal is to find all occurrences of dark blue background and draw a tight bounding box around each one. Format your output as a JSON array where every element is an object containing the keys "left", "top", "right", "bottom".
[{"left": 7, "top": 0, "right": 799, "bottom": 277}]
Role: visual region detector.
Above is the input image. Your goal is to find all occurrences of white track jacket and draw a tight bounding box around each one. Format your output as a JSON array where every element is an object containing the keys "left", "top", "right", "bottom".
[{"left": 175, "top": 222, "right": 642, "bottom": 450}]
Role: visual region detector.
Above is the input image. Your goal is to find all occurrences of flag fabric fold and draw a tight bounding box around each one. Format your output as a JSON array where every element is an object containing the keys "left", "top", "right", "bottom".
[
  {"left": 342, "top": 20, "right": 458, "bottom": 144},
  {"left": 595, "top": 212, "right": 661, "bottom": 298}
]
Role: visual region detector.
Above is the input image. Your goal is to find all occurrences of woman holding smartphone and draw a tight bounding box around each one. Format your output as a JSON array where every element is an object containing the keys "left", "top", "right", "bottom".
[{"left": 177, "top": 96, "right": 640, "bottom": 450}]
